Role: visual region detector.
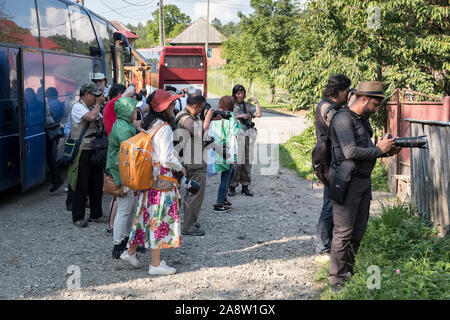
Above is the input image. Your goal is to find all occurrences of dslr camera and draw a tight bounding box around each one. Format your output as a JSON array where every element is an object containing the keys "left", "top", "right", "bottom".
[
  {"left": 199, "top": 103, "right": 232, "bottom": 121},
  {"left": 173, "top": 171, "right": 201, "bottom": 194},
  {"left": 384, "top": 134, "right": 428, "bottom": 149}
]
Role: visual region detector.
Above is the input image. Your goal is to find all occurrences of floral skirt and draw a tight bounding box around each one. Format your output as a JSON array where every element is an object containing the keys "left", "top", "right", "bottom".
[{"left": 127, "top": 167, "right": 181, "bottom": 250}]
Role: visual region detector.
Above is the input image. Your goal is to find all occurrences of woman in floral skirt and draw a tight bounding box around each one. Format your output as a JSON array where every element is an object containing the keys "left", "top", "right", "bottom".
[{"left": 120, "top": 89, "right": 186, "bottom": 275}]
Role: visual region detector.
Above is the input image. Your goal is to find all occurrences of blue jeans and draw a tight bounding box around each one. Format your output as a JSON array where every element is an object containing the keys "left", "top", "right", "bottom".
[
  {"left": 315, "top": 186, "right": 334, "bottom": 254},
  {"left": 216, "top": 165, "right": 236, "bottom": 204}
]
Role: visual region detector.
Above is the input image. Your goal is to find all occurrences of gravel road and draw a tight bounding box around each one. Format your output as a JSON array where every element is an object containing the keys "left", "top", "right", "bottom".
[{"left": 0, "top": 102, "right": 392, "bottom": 300}]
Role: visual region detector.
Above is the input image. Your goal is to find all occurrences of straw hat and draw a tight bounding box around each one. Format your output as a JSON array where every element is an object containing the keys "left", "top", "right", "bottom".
[
  {"left": 354, "top": 81, "right": 386, "bottom": 99},
  {"left": 151, "top": 89, "right": 183, "bottom": 112}
]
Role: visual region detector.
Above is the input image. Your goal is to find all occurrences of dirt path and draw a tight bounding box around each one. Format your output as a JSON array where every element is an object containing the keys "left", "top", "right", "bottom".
[{"left": 0, "top": 103, "right": 392, "bottom": 300}]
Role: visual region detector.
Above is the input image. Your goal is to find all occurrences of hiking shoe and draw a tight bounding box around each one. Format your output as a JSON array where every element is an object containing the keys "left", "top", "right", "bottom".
[
  {"left": 148, "top": 263, "right": 176, "bottom": 275},
  {"left": 228, "top": 186, "right": 236, "bottom": 197},
  {"left": 241, "top": 185, "right": 253, "bottom": 196},
  {"left": 213, "top": 204, "right": 231, "bottom": 213},
  {"left": 331, "top": 283, "right": 345, "bottom": 295},
  {"left": 314, "top": 253, "right": 330, "bottom": 264},
  {"left": 120, "top": 251, "right": 142, "bottom": 268},
  {"left": 112, "top": 245, "right": 124, "bottom": 259},
  {"left": 73, "top": 220, "right": 88, "bottom": 228},
  {"left": 49, "top": 178, "right": 64, "bottom": 192}
]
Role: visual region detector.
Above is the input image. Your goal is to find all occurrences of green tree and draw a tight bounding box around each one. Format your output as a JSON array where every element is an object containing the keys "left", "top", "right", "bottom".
[
  {"left": 211, "top": 18, "right": 240, "bottom": 37},
  {"left": 128, "top": 4, "right": 191, "bottom": 48},
  {"left": 221, "top": 32, "right": 264, "bottom": 90},
  {"left": 276, "top": 0, "right": 450, "bottom": 114},
  {"left": 222, "top": 0, "right": 297, "bottom": 102}
]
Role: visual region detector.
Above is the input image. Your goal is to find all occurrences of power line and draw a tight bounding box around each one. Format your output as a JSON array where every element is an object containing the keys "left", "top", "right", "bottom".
[
  {"left": 120, "top": 0, "right": 155, "bottom": 7},
  {"left": 168, "top": 0, "right": 253, "bottom": 10},
  {"left": 98, "top": 0, "right": 155, "bottom": 20},
  {"left": 97, "top": 0, "right": 156, "bottom": 15}
]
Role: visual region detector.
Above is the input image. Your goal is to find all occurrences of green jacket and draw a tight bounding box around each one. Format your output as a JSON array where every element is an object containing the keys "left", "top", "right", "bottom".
[
  {"left": 105, "top": 97, "right": 138, "bottom": 186},
  {"left": 211, "top": 112, "right": 243, "bottom": 172}
]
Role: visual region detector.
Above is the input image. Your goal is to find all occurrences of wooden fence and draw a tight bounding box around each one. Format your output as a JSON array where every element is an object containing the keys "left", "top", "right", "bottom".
[
  {"left": 407, "top": 119, "right": 450, "bottom": 236},
  {"left": 384, "top": 90, "right": 449, "bottom": 194}
]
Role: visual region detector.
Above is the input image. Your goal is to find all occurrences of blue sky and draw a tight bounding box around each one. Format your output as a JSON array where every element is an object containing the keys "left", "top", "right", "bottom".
[{"left": 84, "top": 0, "right": 254, "bottom": 27}]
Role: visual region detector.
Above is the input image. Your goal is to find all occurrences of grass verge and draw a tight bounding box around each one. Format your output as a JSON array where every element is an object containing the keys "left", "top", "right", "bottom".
[
  {"left": 279, "top": 125, "right": 389, "bottom": 191},
  {"left": 316, "top": 202, "right": 450, "bottom": 300}
]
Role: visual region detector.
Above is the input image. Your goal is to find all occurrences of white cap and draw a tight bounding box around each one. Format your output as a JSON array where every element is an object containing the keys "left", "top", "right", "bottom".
[{"left": 90, "top": 72, "right": 106, "bottom": 80}]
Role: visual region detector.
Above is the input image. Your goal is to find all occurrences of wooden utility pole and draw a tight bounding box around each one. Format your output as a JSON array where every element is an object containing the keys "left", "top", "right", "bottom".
[
  {"left": 205, "top": 0, "right": 210, "bottom": 59},
  {"left": 159, "top": 0, "right": 165, "bottom": 47}
]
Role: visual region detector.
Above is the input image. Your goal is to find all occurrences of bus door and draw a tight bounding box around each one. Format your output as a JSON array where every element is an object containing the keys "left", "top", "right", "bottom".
[{"left": 18, "top": 48, "right": 47, "bottom": 191}]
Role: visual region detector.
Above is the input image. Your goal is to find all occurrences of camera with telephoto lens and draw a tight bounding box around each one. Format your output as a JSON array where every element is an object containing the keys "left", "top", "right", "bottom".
[
  {"left": 199, "top": 103, "right": 232, "bottom": 121},
  {"left": 173, "top": 171, "right": 201, "bottom": 194},
  {"left": 384, "top": 134, "right": 428, "bottom": 149}
]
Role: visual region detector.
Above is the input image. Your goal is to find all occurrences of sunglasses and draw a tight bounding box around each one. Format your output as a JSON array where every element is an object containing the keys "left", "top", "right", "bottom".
[{"left": 92, "top": 79, "right": 103, "bottom": 83}]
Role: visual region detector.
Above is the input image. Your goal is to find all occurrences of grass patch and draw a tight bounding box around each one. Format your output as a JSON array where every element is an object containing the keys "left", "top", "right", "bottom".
[
  {"left": 317, "top": 202, "right": 450, "bottom": 300},
  {"left": 279, "top": 125, "right": 389, "bottom": 191},
  {"left": 279, "top": 125, "right": 316, "bottom": 181}
]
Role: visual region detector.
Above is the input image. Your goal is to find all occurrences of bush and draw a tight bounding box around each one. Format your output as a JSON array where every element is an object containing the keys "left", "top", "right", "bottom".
[{"left": 318, "top": 203, "right": 450, "bottom": 300}]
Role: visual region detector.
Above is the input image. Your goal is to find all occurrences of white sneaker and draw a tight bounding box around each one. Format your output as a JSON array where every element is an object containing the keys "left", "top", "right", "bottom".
[
  {"left": 120, "top": 251, "right": 142, "bottom": 268},
  {"left": 148, "top": 263, "right": 176, "bottom": 275}
]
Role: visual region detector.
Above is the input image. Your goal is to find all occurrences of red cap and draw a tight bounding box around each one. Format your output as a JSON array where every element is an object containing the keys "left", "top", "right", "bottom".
[{"left": 151, "top": 89, "right": 183, "bottom": 112}]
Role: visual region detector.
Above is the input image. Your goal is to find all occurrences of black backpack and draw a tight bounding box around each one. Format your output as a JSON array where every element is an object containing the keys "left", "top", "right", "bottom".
[{"left": 311, "top": 104, "right": 340, "bottom": 186}]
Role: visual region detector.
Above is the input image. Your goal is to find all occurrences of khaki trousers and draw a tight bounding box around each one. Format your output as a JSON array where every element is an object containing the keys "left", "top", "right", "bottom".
[
  {"left": 182, "top": 164, "right": 207, "bottom": 233},
  {"left": 231, "top": 135, "right": 253, "bottom": 187}
]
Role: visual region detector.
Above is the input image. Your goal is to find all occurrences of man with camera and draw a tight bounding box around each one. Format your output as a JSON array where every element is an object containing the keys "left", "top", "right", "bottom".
[
  {"left": 228, "top": 84, "right": 262, "bottom": 197},
  {"left": 68, "top": 83, "right": 105, "bottom": 228},
  {"left": 313, "top": 75, "right": 352, "bottom": 264},
  {"left": 175, "top": 94, "right": 215, "bottom": 236},
  {"left": 327, "top": 81, "right": 400, "bottom": 294}
]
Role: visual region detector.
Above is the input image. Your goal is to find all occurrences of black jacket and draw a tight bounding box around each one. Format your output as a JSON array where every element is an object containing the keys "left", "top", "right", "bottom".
[{"left": 330, "top": 109, "right": 381, "bottom": 176}]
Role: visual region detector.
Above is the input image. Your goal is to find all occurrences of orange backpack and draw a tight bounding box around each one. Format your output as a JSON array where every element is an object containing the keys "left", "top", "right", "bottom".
[{"left": 118, "top": 121, "right": 168, "bottom": 191}]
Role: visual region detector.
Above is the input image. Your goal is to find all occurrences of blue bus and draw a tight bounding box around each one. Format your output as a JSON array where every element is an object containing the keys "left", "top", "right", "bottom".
[{"left": 0, "top": 0, "right": 130, "bottom": 192}]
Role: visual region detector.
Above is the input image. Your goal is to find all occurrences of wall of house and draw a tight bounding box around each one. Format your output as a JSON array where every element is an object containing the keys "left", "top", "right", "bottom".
[
  {"left": 170, "top": 43, "right": 226, "bottom": 67},
  {"left": 208, "top": 44, "right": 226, "bottom": 67}
]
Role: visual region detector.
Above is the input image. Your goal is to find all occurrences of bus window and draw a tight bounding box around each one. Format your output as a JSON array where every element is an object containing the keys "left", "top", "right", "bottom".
[
  {"left": 164, "top": 55, "right": 204, "bottom": 68},
  {"left": 0, "top": 47, "right": 20, "bottom": 133},
  {"left": 36, "top": 0, "right": 72, "bottom": 52},
  {"left": 90, "top": 15, "right": 115, "bottom": 84},
  {"left": 68, "top": 5, "right": 99, "bottom": 57},
  {"left": 43, "top": 52, "right": 93, "bottom": 121},
  {"left": 0, "top": 0, "right": 40, "bottom": 47}
]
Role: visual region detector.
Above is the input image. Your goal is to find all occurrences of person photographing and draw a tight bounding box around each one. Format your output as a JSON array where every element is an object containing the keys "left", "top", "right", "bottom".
[
  {"left": 175, "top": 94, "right": 216, "bottom": 236},
  {"left": 228, "top": 84, "right": 262, "bottom": 197},
  {"left": 327, "top": 81, "right": 401, "bottom": 294}
]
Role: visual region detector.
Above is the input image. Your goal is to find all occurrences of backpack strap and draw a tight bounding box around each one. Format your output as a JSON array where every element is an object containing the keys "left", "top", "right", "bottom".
[
  {"left": 142, "top": 120, "right": 168, "bottom": 138},
  {"left": 319, "top": 101, "right": 339, "bottom": 127}
]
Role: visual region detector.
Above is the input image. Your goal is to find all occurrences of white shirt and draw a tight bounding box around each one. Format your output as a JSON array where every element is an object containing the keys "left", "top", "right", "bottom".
[
  {"left": 71, "top": 101, "right": 102, "bottom": 124},
  {"left": 174, "top": 96, "right": 187, "bottom": 113},
  {"left": 151, "top": 122, "right": 182, "bottom": 171}
]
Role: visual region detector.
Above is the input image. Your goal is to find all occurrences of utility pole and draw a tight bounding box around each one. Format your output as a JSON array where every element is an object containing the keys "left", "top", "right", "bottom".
[
  {"left": 205, "top": 0, "right": 210, "bottom": 60},
  {"left": 159, "top": 1, "right": 165, "bottom": 47}
]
